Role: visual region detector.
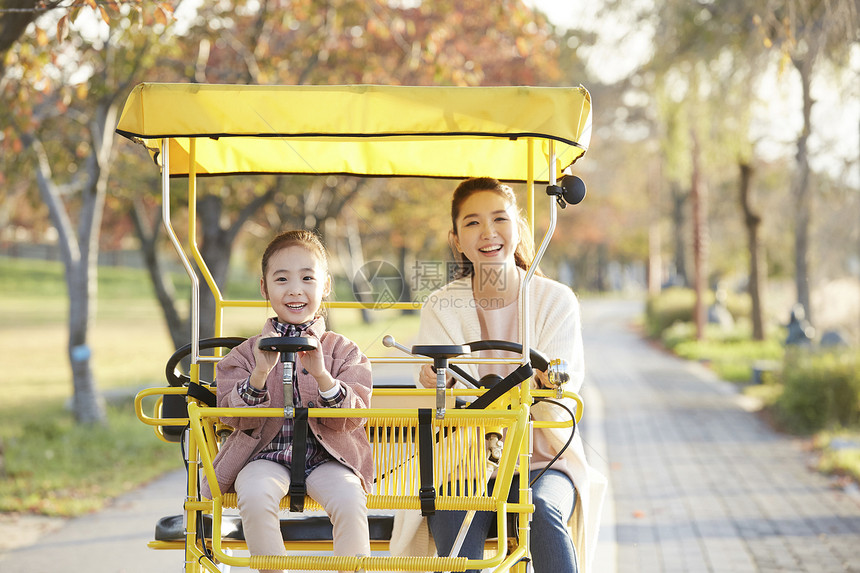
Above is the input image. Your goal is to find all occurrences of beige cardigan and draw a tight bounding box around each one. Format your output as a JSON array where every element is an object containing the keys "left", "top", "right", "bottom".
[{"left": 389, "top": 271, "right": 606, "bottom": 572}]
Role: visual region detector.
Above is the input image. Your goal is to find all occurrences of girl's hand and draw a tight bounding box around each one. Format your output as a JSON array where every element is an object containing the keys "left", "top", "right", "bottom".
[
  {"left": 298, "top": 343, "right": 336, "bottom": 393},
  {"left": 250, "top": 325, "right": 279, "bottom": 389},
  {"left": 297, "top": 345, "right": 325, "bottom": 378}
]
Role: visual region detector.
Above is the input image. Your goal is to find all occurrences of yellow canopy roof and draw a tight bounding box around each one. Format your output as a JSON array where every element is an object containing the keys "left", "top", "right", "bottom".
[{"left": 115, "top": 83, "right": 591, "bottom": 182}]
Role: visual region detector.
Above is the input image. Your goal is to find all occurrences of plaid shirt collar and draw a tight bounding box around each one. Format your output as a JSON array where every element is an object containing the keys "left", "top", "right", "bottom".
[
  {"left": 270, "top": 316, "right": 325, "bottom": 338},
  {"left": 249, "top": 316, "right": 337, "bottom": 473}
]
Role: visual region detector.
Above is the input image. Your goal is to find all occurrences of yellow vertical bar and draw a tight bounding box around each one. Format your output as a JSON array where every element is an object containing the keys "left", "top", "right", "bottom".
[
  {"left": 186, "top": 138, "right": 226, "bottom": 339},
  {"left": 185, "top": 411, "right": 200, "bottom": 572},
  {"left": 467, "top": 423, "right": 475, "bottom": 498},
  {"left": 455, "top": 421, "right": 462, "bottom": 495},
  {"left": 518, "top": 422, "right": 532, "bottom": 564},
  {"left": 522, "top": 141, "right": 537, "bottom": 562},
  {"left": 398, "top": 420, "right": 415, "bottom": 495},
  {"left": 527, "top": 139, "right": 535, "bottom": 237},
  {"left": 382, "top": 422, "right": 397, "bottom": 494},
  {"left": 405, "top": 419, "right": 413, "bottom": 495},
  {"left": 478, "top": 423, "right": 486, "bottom": 495}
]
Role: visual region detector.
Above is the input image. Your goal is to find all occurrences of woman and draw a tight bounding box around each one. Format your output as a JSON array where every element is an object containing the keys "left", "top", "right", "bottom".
[{"left": 390, "top": 177, "right": 605, "bottom": 572}]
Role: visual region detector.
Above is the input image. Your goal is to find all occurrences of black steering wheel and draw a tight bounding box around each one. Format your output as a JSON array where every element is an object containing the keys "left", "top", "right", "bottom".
[
  {"left": 165, "top": 337, "right": 247, "bottom": 387},
  {"left": 450, "top": 339, "right": 549, "bottom": 389}
]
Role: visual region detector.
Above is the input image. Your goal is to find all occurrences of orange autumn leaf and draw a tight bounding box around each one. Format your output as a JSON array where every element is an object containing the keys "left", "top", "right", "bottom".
[
  {"left": 515, "top": 37, "right": 528, "bottom": 58},
  {"left": 57, "top": 15, "right": 69, "bottom": 43}
]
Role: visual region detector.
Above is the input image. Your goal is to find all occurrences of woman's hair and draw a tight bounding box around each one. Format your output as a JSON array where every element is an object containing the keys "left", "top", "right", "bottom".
[
  {"left": 449, "top": 177, "right": 537, "bottom": 279},
  {"left": 261, "top": 230, "right": 330, "bottom": 313}
]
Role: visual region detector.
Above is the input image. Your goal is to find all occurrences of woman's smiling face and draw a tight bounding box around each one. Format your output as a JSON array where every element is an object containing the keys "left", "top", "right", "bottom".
[
  {"left": 261, "top": 245, "right": 330, "bottom": 325},
  {"left": 452, "top": 190, "right": 520, "bottom": 268}
]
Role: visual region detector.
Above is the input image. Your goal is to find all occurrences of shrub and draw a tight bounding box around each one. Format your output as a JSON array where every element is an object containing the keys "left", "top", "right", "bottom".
[
  {"left": 775, "top": 349, "right": 860, "bottom": 434},
  {"left": 645, "top": 287, "right": 697, "bottom": 338},
  {"left": 645, "top": 286, "right": 749, "bottom": 340},
  {"left": 670, "top": 328, "right": 784, "bottom": 383}
]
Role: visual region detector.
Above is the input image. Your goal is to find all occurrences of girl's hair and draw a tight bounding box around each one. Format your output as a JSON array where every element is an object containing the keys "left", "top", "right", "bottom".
[
  {"left": 261, "top": 230, "right": 330, "bottom": 313},
  {"left": 261, "top": 229, "right": 329, "bottom": 277},
  {"left": 449, "top": 177, "right": 538, "bottom": 279}
]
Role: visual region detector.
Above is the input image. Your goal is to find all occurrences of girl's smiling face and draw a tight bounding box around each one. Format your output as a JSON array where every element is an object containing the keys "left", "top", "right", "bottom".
[
  {"left": 261, "top": 245, "right": 330, "bottom": 325},
  {"left": 452, "top": 190, "right": 520, "bottom": 268}
]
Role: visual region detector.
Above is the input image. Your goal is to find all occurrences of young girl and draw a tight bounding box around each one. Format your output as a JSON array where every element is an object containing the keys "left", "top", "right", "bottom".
[
  {"left": 202, "top": 230, "right": 373, "bottom": 573},
  {"left": 390, "top": 178, "right": 606, "bottom": 572}
]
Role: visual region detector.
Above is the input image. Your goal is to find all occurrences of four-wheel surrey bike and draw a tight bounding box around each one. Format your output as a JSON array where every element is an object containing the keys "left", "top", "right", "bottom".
[{"left": 121, "top": 83, "right": 592, "bottom": 572}]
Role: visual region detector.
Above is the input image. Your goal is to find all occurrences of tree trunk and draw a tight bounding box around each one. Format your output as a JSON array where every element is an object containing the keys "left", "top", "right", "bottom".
[
  {"left": 198, "top": 194, "right": 234, "bottom": 342},
  {"left": 71, "top": 102, "right": 117, "bottom": 424},
  {"left": 23, "top": 99, "right": 117, "bottom": 425},
  {"left": 130, "top": 198, "right": 188, "bottom": 350},
  {"left": 397, "top": 245, "right": 417, "bottom": 315},
  {"left": 690, "top": 129, "right": 708, "bottom": 341},
  {"left": 739, "top": 161, "right": 766, "bottom": 341},
  {"left": 648, "top": 170, "right": 662, "bottom": 295},
  {"left": 596, "top": 242, "right": 609, "bottom": 292},
  {"left": 342, "top": 212, "right": 375, "bottom": 324},
  {"left": 0, "top": 1, "right": 59, "bottom": 75},
  {"left": 67, "top": 251, "right": 105, "bottom": 424},
  {"left": 648, "top": 222, "right": 662, "bottom": 295},
  {"left": 792, "top": 54, "right": 815, "bottom": 324},
  {"left": 670, "top": 182, "right": 688, "bottom": 287}
]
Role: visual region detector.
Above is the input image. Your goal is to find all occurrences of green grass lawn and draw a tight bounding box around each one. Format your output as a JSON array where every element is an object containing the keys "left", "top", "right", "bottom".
[
  {"left": 0, "top": 256, "right": 420, "bottom": 517},
  {"left": 1, "top": 258, "right": 184, "bottom": 515}
]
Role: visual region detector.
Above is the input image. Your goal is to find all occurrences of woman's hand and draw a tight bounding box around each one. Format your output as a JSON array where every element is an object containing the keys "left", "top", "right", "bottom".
[
  {"left": 418, "top": 364, "right": 436, "bottom": 388},
  {"left": 533, "top": 368, "right": 549, "bottom": 389},
  {"left": 418, "top": 364, "right": 455, "bottom": 388}
]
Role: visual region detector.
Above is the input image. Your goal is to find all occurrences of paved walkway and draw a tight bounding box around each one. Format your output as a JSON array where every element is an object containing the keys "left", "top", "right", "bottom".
[
  {"left": 0, "top": 466, "right": 184, "bottom": 572},
  {"left": 582, "top": 298, "right": 860, "bottom": 573},
  {"left": 1, "top": 297, "right": 859, "bottom": 572}
]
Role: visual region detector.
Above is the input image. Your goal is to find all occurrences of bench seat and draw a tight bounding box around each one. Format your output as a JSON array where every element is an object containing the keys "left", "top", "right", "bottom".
[
  {"left": 154, "top": 512, "right": 516, "bottom": 543},
  {"left": 154, "top": 513, "right": 395, "bottom": 543}
]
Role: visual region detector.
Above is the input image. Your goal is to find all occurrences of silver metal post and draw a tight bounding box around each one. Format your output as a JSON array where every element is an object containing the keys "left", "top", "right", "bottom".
[
  {"left": 448, "top": 509, "right": 477, "bottom": 563},
  {"left": 283, "top": 360, "right": 295, "bottom": 418},
  {"left": 161, "top": 139, "right": 199, "bottom": 371},
  {"left": 436, "top": 365, "right": 447, "bottom": 418},
  {"left": 521, "top": 141, "right": 558, "bottom": 366}
]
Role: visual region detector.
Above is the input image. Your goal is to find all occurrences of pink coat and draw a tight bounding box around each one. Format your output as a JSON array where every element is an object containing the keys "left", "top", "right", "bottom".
[{"left": 201, "top": 318, "right": 373, "bottom": 498}]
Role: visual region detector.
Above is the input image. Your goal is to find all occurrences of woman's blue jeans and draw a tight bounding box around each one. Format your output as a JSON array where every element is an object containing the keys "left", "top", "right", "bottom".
[{"left": 427, "top": 469, "right": 578, "bottom": 573}]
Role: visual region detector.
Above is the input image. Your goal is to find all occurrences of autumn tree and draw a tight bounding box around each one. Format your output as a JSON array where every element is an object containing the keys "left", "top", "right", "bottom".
[
  {"left": 0, "top": 0, "right": 60, "bottom": 74},
  {"left": 598, "top": 0, "right": 808, "bottom": 339},
  {"left": 1, "top": 2, "right": 176, "bottom": 424},
  {"left": 754, "top": 0, "right": 859, "bottom": 324}
]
